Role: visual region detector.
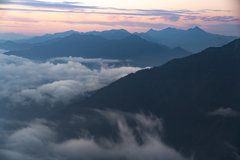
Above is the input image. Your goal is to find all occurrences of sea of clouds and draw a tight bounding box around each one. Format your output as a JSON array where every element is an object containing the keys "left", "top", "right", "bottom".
[
  {"left": 0, "top": 110, "right": 189, "bottom": 160},
  {"left": 0, "top": 53, "right": 190, "bottom": 160},
  {"left": 0, "top": 53, "right": 142, "bottom": 109}
]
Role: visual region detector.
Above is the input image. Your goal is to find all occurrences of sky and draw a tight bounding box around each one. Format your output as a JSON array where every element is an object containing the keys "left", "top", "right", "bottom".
[{"left": 0, "top": 0, "right": 240, "bottom": 36}]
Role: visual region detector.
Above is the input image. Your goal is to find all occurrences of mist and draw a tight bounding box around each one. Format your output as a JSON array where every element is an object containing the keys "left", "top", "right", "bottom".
[
  {"left": 0, "top": 53, "right": 142, "bottom": 110},
  {"left": 0, "top": 110, "right": 189, "bottom": 160}
]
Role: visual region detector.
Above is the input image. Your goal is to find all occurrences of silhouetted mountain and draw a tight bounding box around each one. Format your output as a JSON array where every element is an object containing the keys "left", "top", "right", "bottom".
[
  {"left": 21, "top": 30, "right": 79, "bottom": 44},
  {"left": 17, "top": 29, "right": 131, "bottom": 45},
  {"left": 0, "top": 33, "right": 29, "bottom": 41},
  {"left": 0, "top": 37, "right": 62, "bottom": 51},
  {"left": 134, "top": 26, "right": 238, "bottom": 53},
  {"left": 86, "top": 29, "right": 131, "bottom": 40},
  {"left": 5, "top": 34, "right": 191, "bottom": 67},
  {"left": 54, "top": 39, "right": 240, "bottom": 160},
  {"left": 0, "top": 41, "right": 32, "bottom": 51}
]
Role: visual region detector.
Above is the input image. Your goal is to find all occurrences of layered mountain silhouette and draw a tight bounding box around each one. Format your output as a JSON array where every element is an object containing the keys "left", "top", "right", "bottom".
[
  {"left": 0, "top": 38, "right": 61, "bottom": 51},
  {"left": 85, "top": 29, "right": 131, "bottom": 40},
  {"left": 18, "top": 29, "right": 131, "bottom": 44},
  {"left": 54, "top": 39, "right": 240, "bottom": 160},
  {"left": 0, "top": 33, "right": 29, "bottom": 41},
  {"left": 20, "top": 30, "right": 79, "bottom": 44},
  {"left": 5, "top": 34, "right": 191, "bottom": 67},
  {"left": 0, "top": 29, "right": 131, "bottom": 51},
  {"left": 4, "top": 27, "right": 236, "bottom": 54},
  {"left": 134, "top": 26, "right": 238, "bottom": 53}
]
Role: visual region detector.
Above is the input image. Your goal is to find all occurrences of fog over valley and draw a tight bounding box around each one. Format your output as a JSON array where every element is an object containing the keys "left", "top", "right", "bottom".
[{"left": 0, "top": 53, "right": 142, "bottom": 119}]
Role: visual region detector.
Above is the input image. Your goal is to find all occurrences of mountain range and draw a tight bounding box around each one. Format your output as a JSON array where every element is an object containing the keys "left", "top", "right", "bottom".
[
  {"left": 4, "top": 34, "right": 191, "bottom": 67},
  {"left": 53, "top": 39, "right": 240, "bottom": 160},
  {"left": 1, "top": 27, "right": 237, "bottom": 54},
  {"left": 134, "top": 26, "right": 238, "bottom": 53},
  {"left": 0, "top": 33, "right": 29, "bottom": 41},
  {"left": 0, "top": 38, "right": 61, "bottom": 51}
]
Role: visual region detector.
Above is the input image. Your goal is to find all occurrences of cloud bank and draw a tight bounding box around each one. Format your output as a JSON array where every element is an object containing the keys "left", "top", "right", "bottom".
[
  {"left": 0, "top": 54, "right": 142, "bottom": 108},
  {"left": 0, "top": 111, "right": 189, "bottom": 160},
  {"left": 208, "top": 107, "right": 240, "bottom": 117}
]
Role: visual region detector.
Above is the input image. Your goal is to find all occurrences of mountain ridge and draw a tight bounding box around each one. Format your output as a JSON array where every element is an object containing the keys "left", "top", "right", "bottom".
[
  {"left": 5, "top": 34, "right": 191, "bottom": 67},
  {"left": 134, "top": 26, "right": 238, "bottom": 53},
  {"left": 54, "top": 38, "right": 240, "bottom": 160}
]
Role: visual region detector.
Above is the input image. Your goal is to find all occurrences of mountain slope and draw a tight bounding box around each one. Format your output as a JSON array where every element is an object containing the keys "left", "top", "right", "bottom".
[
  {"left": 55, "top": 39, "right": 240, "bottom": 160},
  {"left": 134, "top": 26, "right": 238, "bottom": 53}
]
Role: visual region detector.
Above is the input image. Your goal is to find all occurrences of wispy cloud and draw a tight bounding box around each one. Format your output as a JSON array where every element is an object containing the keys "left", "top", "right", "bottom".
[
  {"left": 161, "top": 15, "right": 181, "bottom": 22},
  {"left": 1, "top": 0, "right": 232, "bottom": 19},
  {"left": 58, "top": 20, "right": 172, "bottom": 29},
  {"left": 148, "top": 17, "right": 159, "bottom": 20},
  {"left": 49, "top": 56, "right": 120, "bottom": 64},
  {"left": 148, "top": 15, "right": 181, "bottom": 22},
  {"left": 183, "top": 16, "right": 198, "bottom": 20},
  {"left": 1, "top": 7, "right": 237, "bottom": 24},
  {"left": 0, "top": 0, "right": 97, "bottom": 10},
  {"left": 199, "top": 9, "right": 232, "bottom": 13},
  {"left": 0, "top": 15, "right": 39, "bottom": 23},
  {"left": 183, "top": 15, "right": 239, "bottom": 22},
  {"left": 200, "top": 16, "right": 239, "bottom": 22},
  {"left": 0, "top": 54, "right": 142, "bottom": 108},
  {"left": 0, "top": 111, "right": 188, "bottom": 160},
  {"left": 0, "top": 7, "right": 196, "bottom": 17},
  {"left": 208, "top": 107, "right": 240, "bottom": 117}
]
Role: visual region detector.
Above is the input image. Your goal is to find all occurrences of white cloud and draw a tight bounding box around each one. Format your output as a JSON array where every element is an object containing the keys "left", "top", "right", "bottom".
[
  {"left": 49, "top": 56, "right": 120, "bottom": 64},
  {"left": 208, "top": 107, "right": 240, "bottom": 117},
  {"left": 0, "top": 111, "right": 189, "bottom": 160},
  {"left": 0, "top": 49, "right": 9, "bottom": 54},
  {"left": 0, "top": 54, "right": 142, "bottom": 108}
]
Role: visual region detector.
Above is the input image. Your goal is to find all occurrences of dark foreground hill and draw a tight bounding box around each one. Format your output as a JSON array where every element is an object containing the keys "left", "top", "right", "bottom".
[
  {"left": 54, "top": 39, "right": 240, "bottom": 160},
  {"left": 5, "top": 34, "right": 191, "bottom": 67}
]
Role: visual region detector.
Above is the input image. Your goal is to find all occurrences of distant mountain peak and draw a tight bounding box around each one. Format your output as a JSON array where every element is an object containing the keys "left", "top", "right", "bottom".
[
  {"left": 165, "top": 27, "right": 176, "bottom": 30},
  {"left": 65, "top": 30, "right": 77, "bottom": 33},
  {"left": 147, "top": 28, "right": 157, "bottom": 33},
  {"left": 105, "top": 29, "right": 129, "bottom": 33},
  {"left": 161, "top": 27, "right": 180, "bottom": 32},
  {"left": 188, "top": 26, "right": 205, "bottom": 32},
  {"left": 111, "top": 29, "right": 128, "bottom": 32}
]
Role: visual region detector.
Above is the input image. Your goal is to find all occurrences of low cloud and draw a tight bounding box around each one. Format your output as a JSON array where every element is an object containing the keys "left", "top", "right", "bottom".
[
  {"left": 200, "top": 16, "right": 239, "bottom": 22},
  {"left": 183, "top": 15, "right": 239, "bottom": 22},
  {"left": 148, "top": 17, "right": 159, "bottom": 20},
  {"left": 61, "top": 20, "right": 171, "bottom": 29},
  {"left": 49, "top": 56, "right": 120, "bottom": 64},
  {"left": 183, "top": 16, "right": 197, "bottom": 21},
  {"left": 0, "top": 54, "right": 142, "bottom": 108},
  {"left": 208, "top": 107, "right": 240, "bottom": 117},
  {"left": 0, "top": 15, "right": 39, "bottom": 23},
  {"left": 0, "top": 111, "right": 189, "bottom": 160},
  {"left": 161, "top": 15, "right": 181, "bottom": 22}
]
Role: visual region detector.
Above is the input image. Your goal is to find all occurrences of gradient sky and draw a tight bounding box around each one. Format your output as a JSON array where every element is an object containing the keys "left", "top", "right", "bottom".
[{"left": 0, "top": 0, "right": 240, "bottom": 36}]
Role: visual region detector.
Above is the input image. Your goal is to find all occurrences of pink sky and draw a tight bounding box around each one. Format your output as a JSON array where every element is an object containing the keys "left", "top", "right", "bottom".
[{"left": 0, "top": 0, "right": 239, "bottom": 36}]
